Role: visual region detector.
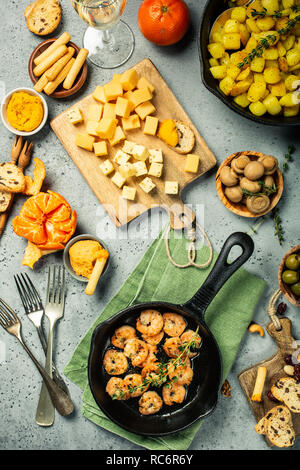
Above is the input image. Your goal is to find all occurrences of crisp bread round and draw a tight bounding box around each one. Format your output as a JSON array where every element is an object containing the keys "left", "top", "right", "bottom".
[{"left": 26, "top": 0, "right": 61, "bottom": 36}]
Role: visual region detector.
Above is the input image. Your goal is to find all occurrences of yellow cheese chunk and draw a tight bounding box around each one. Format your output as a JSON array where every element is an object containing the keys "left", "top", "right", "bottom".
[
  {"left": 122, "top": 114, "right": 141, "bottom": 131},
  {"left": 93, "top": 141, "right": 108, "bottom": 157},
  {"left": 113, "top": 73, "right": 122, "bottom": 83},
  {"left": 122, "top": 185, "right": 136, "bottom": 201},
  {"left": 137, "top": 76, "right": 155, "bottom": 93},
  {"left": 67, "top": 107, "right": 83, "bottom": 125},
  {"left": 185, "top": 154, "right": 200, "bottom": 173},
  {"left": 135, "top": 101, "right": 156, "bottom": 120},
  {"left": 111, "top": 171, "right": 126, "bottom": 188},
  {"left": 97, "top": 118, "right": 117, "bottom": 139},
  {"left": 104, "top": 81, "right": 123, "bottom": 101},
  {"left": 109, "top": 126, "right": 126, "bottom": 146},
  {"left": 99, "top": 159, "right": 114, "bottom": 175},
  {"left": 93, "top": 85, "right": 107, "bottom": 103},
  {"left": 115, "top": 97, "right": 132, "bottom": 118},
  {"left": 87, "top": 104, "right": 103, "bottom": 122},
  {"left": 86, "top": 121, "right": 100, "bottom": 137},
  {"left": 130, "top": 88, "right": 153, "bottom": 108},
  {"left": 75, "top": 132, "right": 95, "bottom": 151},
  {"left": 103, "top": 103, "right": 116, "bottom": 119},
  {"left": 120, "top": 69, "right": 139, "bottom": 91},
  {"left": 143, "top": 116, "right": 158, "bottom": 136}
]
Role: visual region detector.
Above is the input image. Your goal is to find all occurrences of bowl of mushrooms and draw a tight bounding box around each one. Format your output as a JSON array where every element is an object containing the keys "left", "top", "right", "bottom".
[{"left": 216, "top": 151, "right": 284, "bottom": 218}]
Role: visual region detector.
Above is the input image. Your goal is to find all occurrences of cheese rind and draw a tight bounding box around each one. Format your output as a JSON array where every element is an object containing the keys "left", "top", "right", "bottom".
[
  {"left": 185, "top": 154, "right": 200, "bottom": 173},
  {"left": 67, "top": 107, "right": 83, "bottom": 124},
  {"left": 143, "top": 116, "right": 159, "bottom": 135},
  {"left": 139, "top": 177, "right": 156, "bottom": 193},
  {"left": 75, "top": 132, "right": 95, "bottom": 151},
  {"left": 93, "top": 141, "right": 108, "bottom": 157},
  {"left": 122, "top": 185, "right": 136, "bottom": 201},
  {"left": 165, "top": 181, "right": 179, "bottom": 195},
  {"left": 99, "top": 159, "right": 114, "bottom": 175}
]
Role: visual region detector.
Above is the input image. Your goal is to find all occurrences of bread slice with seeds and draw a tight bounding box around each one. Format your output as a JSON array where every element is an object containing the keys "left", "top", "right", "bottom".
[
  {"left": 255, "top": 405, "right": 295, "bottom": 448},
  {"left": 26, "top": 0, "right": 61, "bottom": 36},
  {"left": 0, "top": 191, "right": 13, "bottom": 213},
  {"left": 172, "top": 121, "right": 195, "bottom": 155},
  {"left": 0, "top": 163, "right": 26, "bottom": 193},
  {"left": 271, "top": 377, "right": 300, "bottom": 413}
]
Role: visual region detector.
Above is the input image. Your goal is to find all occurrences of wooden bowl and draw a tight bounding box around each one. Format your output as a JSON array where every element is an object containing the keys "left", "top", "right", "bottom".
[
  {"left": 28, "top": 38, "right": 88, "bottom": 99},
  {"left": 278, "top": 245, "right": 300, "bottom": 308},
  {"left": 216, "top": 151, "right": 284, "bottom": 218}
]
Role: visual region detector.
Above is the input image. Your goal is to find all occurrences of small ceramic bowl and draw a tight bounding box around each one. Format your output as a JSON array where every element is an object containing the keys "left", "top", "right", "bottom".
[
  {"left": 28, "top": 39, "right": 88, "bottom": 98},
  {"left": 1, "top": 87, "right": 48, "bottom": 136},
  {"left": 278, "top": 245, "right": 300, "bottom": 308},
  {"left": 63, "top": 234, "right": 110, "bottom": 283},
  {"left": 216, "top": 151, "right": 284, "bottom": 218}
]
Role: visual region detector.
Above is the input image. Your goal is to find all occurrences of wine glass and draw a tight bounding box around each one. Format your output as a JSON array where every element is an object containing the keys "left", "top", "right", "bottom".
[{"left": 71, "top": 0, "right": 135, "bottom": 69}]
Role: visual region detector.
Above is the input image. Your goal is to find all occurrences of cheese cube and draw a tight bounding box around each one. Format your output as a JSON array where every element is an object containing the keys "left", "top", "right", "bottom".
[
  {"left": 87, "top": 104, "right": 103, "bottom": 122},
  {"left": 86, "top": 121, "right": 100, "bottom": 137},
  {"left": 104, "top": 81, "right": 123, "bottom": 101},
  {"left": 119, "top": 163, "right": 137, "bottom": 179},
  {"left": 111, "top": 171, "right": 126, "bottom": 188},
  {"left": 114, "top": 150, "right": 131, "bottom": 166},
  {"left": 109, "top": 126, "right": 126, "bottom": 146},
  {"left": 165, "top": 181, "right": 179, "bottom": 195},
  {"left": 132, "top": 144, "right": 149, "bottom": 161},
  {"left": 123, "top": 91, "right": 135, "bottom": 112},
  {"left": 130, "top": 88, "right": 153, "bottom": 108},
  {"left": 122, "top": 185, "right": 136, "bottom": 201},
  {"left": 113, "top": 73, "right": 122, "bottom": 83},
  {"left": 97, "top": 118, "right": 117, "bottom": 139},
  {"left": 67, "top": 107, "right": 83, "bottom": 124},
  {"left": 149, "top": 148, "right": 163, "bottom": 163},
  {"left": 133, "top": 161, "right": 147, "bottom": 177},
  {"left": 139, "top": 177, "right": 156, "bottom": 193},
  {"left": 148, "top": 162, "right": 163, "bottom": 178},
  {"left": 92, "top": 86, "right": 106, "bottom": 103},
  {"left": 137, "top": 76, "right": 155, "bottom": 93},
  {"left": 122, "top": 114, "right": 141, "bottom": 131},
  {"left": 99, "top": 159, "right": 114, "bottom": 176},
  {"left": 122, "top": 140, "right": 136, "bottom": 155},
  {"left": 103, "top": 103, "right": 116, "bottom": 119},
  {"left": 185, "top": 154, "right": 200, "bottom": 173},
  {"left": 115, "top": 97, "right": 132, "bottom": 118},
  {"left": 75, "top": 132, "right": 95, "bottom": 151},
  {"left": 135, "top": 101, "right": 156, "bottom": 120},
  {"left": 143, "top": 116, "right": 159, "bottom": 136},
  {"left": 93, "top": 141, "right": 108, "bottom": 157},
  {"left": 120, "top": 69, "right": 139, "bottom": 91}
]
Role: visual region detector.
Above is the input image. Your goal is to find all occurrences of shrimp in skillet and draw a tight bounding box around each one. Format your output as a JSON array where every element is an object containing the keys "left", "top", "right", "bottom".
[
  {"left": 111, "top": 325, "right": 136, "bottom": 349},
  {"left": 162, "top": 383, "right": 186, "bottom": 406},
  {"left": 180, "top": 329, "right": 202, "bottom": 358},
  {"left": 168, "top": 360, "right": 194, "bottom": 386},
  {"left": 103, "top": 349, "right": 128, "bottom": 375},
  {"left": 124, "top": 338, "right": 149, "bottom": 367},
  {"left": 163, "top": 337, "right": 182, "bottom": 358},
  {"left": 139, "top": 391, "right": 163, "bottom": 415},
  {"left": 142, "top": 330, "right": 164, "bottom": 346},
  {"left": 123, "top": 374, "right": 149, "bottom": 398},
  {"left": 136, "top": 310, "right": 163, "bottom": 337},
  {"left": 163, "top": 313, "right": 186, "bottom": 337},
  {"left": 106, "top": 377, "right": 128, "bottom": 400}
]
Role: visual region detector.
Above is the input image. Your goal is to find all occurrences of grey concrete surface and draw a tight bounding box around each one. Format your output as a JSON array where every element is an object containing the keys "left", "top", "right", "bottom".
[{"left": 1, "top": 0, "right": 300, "bottom": 451}]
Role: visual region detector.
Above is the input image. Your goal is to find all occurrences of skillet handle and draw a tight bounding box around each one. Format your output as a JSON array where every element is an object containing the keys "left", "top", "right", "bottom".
[{"left": 183, "top": 232, "right": 254, "bottom": 317}]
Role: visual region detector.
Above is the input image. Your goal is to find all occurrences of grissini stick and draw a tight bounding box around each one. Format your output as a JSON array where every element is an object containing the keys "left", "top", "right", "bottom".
[
  {"left": 63, "top": 48, "right": 89, "bottom": 90},
  {"left": 44, "top": 58, "right": 75, "bottom": 95},
  {"left": 34, "top": 73, "right": 49, "bottom": 93},
  {"left": 85, "top": 250, "right": 109, "bottom": 296},
  {"left": 45, "top": 47, "right": 75, "bottom": 81},
  {"left": 33, "top": 44, "right": 68, "bottom": 77},
  {"left": 33, "top": 32, "right": 71, "bottom": 66}
]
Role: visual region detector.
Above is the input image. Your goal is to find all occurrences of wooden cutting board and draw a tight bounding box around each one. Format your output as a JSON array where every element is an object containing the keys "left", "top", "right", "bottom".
[
  {"left": 238, "top": 317, "right": 300, "bottom": 446},
  {"left": 50, "top": 59, "right": 216, "bottom": 229}
]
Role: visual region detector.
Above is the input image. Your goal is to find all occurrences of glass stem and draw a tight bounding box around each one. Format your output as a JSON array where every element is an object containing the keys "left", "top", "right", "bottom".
[{"left": 102, "top": 28, "right": 114, "bottom": 48}]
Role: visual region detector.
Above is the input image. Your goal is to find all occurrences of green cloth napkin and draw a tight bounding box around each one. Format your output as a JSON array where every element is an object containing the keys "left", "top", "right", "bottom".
[{"left": 64, "top": 226, "right": 266, "bottom": 450}]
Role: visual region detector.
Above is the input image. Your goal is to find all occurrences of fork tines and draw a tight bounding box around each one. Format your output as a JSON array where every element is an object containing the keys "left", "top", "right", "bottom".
[
  {"left": 14, "top": 273, "right": 43, "bottom": 314},
  {"left": 0, "top": 298, "right": 19, "bottom": 328},
  {"left": 46, "top": 266, "right": 65, "bottom": 306}
]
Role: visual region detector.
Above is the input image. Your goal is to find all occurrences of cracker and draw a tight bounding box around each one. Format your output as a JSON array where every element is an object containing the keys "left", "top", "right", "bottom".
[{"left": 26, "top": 0, "right": 61, "bottom": 36}]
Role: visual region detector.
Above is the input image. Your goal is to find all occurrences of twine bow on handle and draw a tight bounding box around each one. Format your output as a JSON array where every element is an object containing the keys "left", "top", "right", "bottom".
[{"left": 266, "top": 288, "right": 282, "bottom": 331}]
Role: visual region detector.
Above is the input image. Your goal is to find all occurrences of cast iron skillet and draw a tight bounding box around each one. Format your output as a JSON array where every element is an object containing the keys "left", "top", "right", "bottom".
[
  {"left": 88, "top": 232, "right": 254, "bottom": 436},
  {"left": 198, "top": 0, "right": 300, "bottom": 127}
]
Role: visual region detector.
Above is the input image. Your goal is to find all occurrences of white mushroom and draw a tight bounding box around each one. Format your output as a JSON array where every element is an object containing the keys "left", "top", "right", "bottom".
[
  {"left": 225, "top": 185, "right": 243, "bottom": 203},
  {"left": 240, "top": 177, "right": 262, "bottom": 194},
  {"left": 231, "top": 155, "right": 250, "bottom": 175},
  {"left": 219, "top": 165, "right": 239, "bottom": 187},
  {"left": 258, "top": 155, "right": 278, "bottom": 175},
  {"left": 244, "top": 161, "right": 265, "bottom": 181},
  {"left": 246, "top": 195, "right": 270, "bottom": 214},
  {"left": 264, "top": 175, "right": 275, "bottom": 188}
]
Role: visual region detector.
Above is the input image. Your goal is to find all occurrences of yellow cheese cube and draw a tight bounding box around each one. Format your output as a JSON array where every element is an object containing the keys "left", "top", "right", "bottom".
[
  {"left": 130, "top": 88, "right": 153, "bottom": 108},
  {"left": 133, "top": 161, "right": 147, "bottom": 177},
  {"left": 122, "top": 140, "right": 136, "bottom": 154},
  {"left": 92, "top": 86, "right": 106, "bottom": 103},
  {"left": 119, "top": 163, "right": 137, "bottom": 179},
  {"left": 111, "top": 171, "right": 126, "bottom": 188},
  {"left": 86, "top": 121, "right": 101, "bottom": 137},
  {"left": 93, "top": 141, "right": 108, "bottom": 157},
  {"left": 139, "top": 177, "right": 156, "bottom": 193},
  {"left": 103, "top": 103, "right": 116, "bottom": 119},
  {"left": 120, "top": 69, "right": 139, "bottom": 91},
  {"left": 165, "top": 181, "right": 179, "bottom": 195},
  {"left": 113, "top": 150, "right": 131, "bottom": 166},
  {"left": 185, "top": 154, "right": 200, "bottom": 173},
  {"left": 122, "top": 114, "right": 141, "bottom": 131},
  {"left": 67, "top": 107, "right": 83, "bottom": 125},
  {"left": 113, "top": 73, "right": 122, "bottom": 83},
  {"left": 99, "top": 159, "right": 114, "bottom": 176},
  {"left": 109, "top": 126, "right": 126, "bottom": 146},
  {"left": 132, "top": 144, "right": 149, "bottom": 161},
  {"left": 87, "top": 104, "right": 103, "bottom": 122},
  {"left": 143, "top": 116, "right": 159, "bottom": 136},
  {"left": 135, "top": 101, "right": 156, "bottom": 120},
  {"left": 148, "top": 162, "right": 163, "bottom": 178},
  {"left": 122, "top": 185, "right": 136, "bottom": 201},
  {"left": 97, "top": 118, "right": 117, "bottom": 139},
  {"left": 103, "top": 81, "right": 123, "bottom": 101},
  {"left": 137, "top": 76, "right": 155, "bottom": 93},
  {"left": 115, "top": 97, "right": 132, "bottom": 118},
  {"left": 75, "top": 132, "right": 95, "bottom": 151},
  {"left": 149, "top": 148, "right": 163, "bottom": 163}
]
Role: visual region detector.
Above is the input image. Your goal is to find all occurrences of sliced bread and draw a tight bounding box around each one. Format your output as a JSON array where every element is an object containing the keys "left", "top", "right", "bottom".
[
  {"left": 0, "top": 163, "right": 26, "bottom": 193},
  {"left": 0, "top": 191, "right": 13, "bottom": 213},
  {"left": 173, "top": 120, "right": 195, "bottom": 154},
  {"left": 255, "top": 405, "right": 295, "bottom": 448},
  {"left": 26, "top": 0, "right": 61, "bottom": 36},
  {"left": 271, "top": 377, "right": 300, "bottom": 413}
]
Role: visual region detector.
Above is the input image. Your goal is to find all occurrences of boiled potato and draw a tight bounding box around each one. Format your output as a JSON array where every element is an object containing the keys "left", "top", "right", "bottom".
[
  {"left": 223, "top": 33, "right": 241, "bottom": 50},
  {"left": 208, "top": 43, "right": 225, "bottom": 59},
  {"left": 263, "top": 94, "right": 282, "bottom": 114},
  {"left": 233, "top": 93, "right": 251, "bottom": 107},
  {"left": 250, "top": 57, "right": 266, "bottom": 72},
  {"left": 231, "top": 7, "right": 247, "bottom": 23},
  {"left": 249, "top": 101, "right": 267, "bottom": 115},
  {"left": 264, "top": 66, "right": 281, "bottom": 83},
  {"left": 284, "top": 104, "right": 300, "bottom": 116},
  {"left": 210, "top": 65, "right": 227, "bottom": 79},
  {"left": 247, "top": 82, "right": 267, "bottom": 101}
]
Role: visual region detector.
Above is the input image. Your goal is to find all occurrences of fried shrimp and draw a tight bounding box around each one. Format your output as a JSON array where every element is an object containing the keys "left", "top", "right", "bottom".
[
  {"left": 168, "top": 362, "right": 194, "bottom": 386},
  {"left": 124, "top": 338, "right": 149, "bottom": 366},
  {"left": 111, "top": 325, "right": 136, "bottom": 349},
  {"left": 142, "top": 330, "right": 164, "bottom": 345},
  {"left": 139, "top": 391, "right": 163, "bottom": 415},
  {"left": 123, "top": 374, "right": 149, "bottom": 398},
  {"left": 180, "top": 329, "right": 202, "bottom": 357},
  {"left": 136, "top": 310, "right": 163, "bottom": 336},
  {"left": 163, "top": 313, "right": 186, "bottom": 337},
  {"left": 163, "top": 337, "right": 182, "bottom": 358},
  {"left": 162, "top": 383, "right": 186, "bottom": 406},
  {"left": 106, "top": 377, "right": 128, "bottom": 400},
  {"left": 103, "top": 349, "right": 128, "bottom": 375}
]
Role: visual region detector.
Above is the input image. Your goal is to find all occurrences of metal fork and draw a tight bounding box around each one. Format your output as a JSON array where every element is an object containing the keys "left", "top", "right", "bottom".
[
  {"left": 0, "top": 298, "right": 73, "bottom": 417},
  {"left": 14, "top": 273, "right": 69, "bottom": 395},
  {"left": 36, "top": 265, "right": 66, "bottom": 426}
]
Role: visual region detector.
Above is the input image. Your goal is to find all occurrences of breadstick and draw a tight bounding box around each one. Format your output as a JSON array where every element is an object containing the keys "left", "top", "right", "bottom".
[
  {"left": 43, "top": 58, "right": 75, "bottom": 95},
  {"left": 33, "top": 72, "right": 49, "bottom": 93},
  {"left": 45, "top": 47, "right": 75, "bottom": 81},
  {"left": 63, "top": 48, "right": 89, "bottom": 90},
  {"left": 34, "top": 32, "right": 71, "bottom": 66},
  {"left": 33, "top": 45, "right": 68, "bottom": 77},
  {"left": 85, "top": 257, "right": 107, "bottom": 296},
  {"left": 251, "top": 366, "right": 267, "bottom": 402}
]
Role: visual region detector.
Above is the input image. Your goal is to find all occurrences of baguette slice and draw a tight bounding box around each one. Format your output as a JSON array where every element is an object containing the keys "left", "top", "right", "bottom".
[
  {"left": 0, "top": 163, "right": 26, "bottom": 193},
  {"left": 0, "top": 191, "right": 13, "bottom": 212},
  {"left": 255, "top": 405, "right": 295, "bottom": 448},
  {"left": 26, "top": 0, "right": 61, "bottom": 36},
  {"left": 271, "top": 377, "right": 300, "bottom": 413},
  {"left": 172, "top": 120, "right": 195, "bottom": 154}
]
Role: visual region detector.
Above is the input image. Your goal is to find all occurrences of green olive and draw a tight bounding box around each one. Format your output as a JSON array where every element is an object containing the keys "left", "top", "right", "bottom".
[
  {"left": 282, "top": 270, "right": 299, "bottom": 285},
  {"left": 285, "top": 254, "right": 300, "bottom": 271},
  {"left": 291, "top": 282, "right": 300, "bottom": 297}
]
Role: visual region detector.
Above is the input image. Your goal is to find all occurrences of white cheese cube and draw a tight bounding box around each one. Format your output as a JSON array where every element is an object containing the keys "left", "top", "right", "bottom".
[
  {"left": 111, "top": 171, "right": 126, "bottom": 188},
  {"left": 67, "top": 107, "right": 83, "bottom": 125},
  {"left": 139, "top": 177, "right": 156, "bottom": 193},
  {"left": 113, "top": 150, "right": 131, "bottom": 166},
  {"left": 122, "top": 185, "right": 136, "bottom": 201},
  {"left": 149, "top": 148, "right": 163, "bottom": 163},
  {"left": 122, "top": 140, "right": 136, "bottom": 155},
  {"left": 119, "top": 163, "right": 137, "bottom": 179},
  {"left": 132, "top": 161, "right": 148, "bottom": 177},
  {"left": 165, "top": 181, "right": 179, "bottom": 195},
  {"left": 148, "top": 162, "right": 163, "bottom": 178},
  {"left": 99, "top": 159, "right": 114, "bottom": 176},
  {"left": 132, "top": 144, "right": 149, "bottom": 162}
]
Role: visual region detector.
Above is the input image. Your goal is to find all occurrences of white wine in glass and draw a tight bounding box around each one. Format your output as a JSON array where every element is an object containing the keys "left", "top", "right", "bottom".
[{"left": 71, "top": 0, "right": 135, "bottom": 69}]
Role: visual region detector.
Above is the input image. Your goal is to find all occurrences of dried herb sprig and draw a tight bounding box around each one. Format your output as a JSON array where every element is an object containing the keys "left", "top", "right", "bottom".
[
  {"left": 251, "top": 7, "right": 282, "bottom": 19},
  {"left": 272, "top": 207, "right": 284, "bottom": 245},
  {"left": 242, "top": 182, "right": 278, "bottom": 198},
  {"left": 282, "top": 144, "right": 295, "bottom": 172}
]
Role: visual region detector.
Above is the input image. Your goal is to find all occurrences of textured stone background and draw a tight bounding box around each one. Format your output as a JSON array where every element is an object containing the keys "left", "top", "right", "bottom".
[{"left": 1, "top": 0, "right": 300, "bottom": 450}]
